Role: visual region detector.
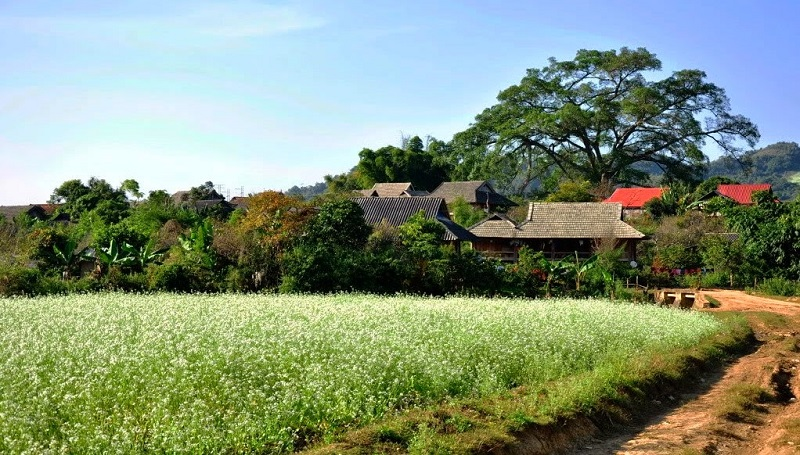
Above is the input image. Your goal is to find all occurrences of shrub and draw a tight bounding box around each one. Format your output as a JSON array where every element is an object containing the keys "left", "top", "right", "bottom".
[
  {"left": 699, "top": 270, "right": 733, "bottom": 289},
  {"left": 753, "top": 277, "right": 799, "bottom": 297},
  {"left": 148, "top": 263, "right": 218, "bottom": 293},
  {"left": 0, "top": 266, "right": 41, "bottom": 296}
]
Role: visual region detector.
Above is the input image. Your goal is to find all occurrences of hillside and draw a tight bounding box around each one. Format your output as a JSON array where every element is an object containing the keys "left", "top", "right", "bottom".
[{"left": 706, "top": 141, "right": 800, "bottom": 200}]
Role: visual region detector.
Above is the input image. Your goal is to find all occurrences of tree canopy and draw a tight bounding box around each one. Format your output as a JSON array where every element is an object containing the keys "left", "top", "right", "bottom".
[
  {"left": 448, "top": 47, "right": 759, "bottom": 194},
  {"left": 325, "top": 135, "right": 451, "bottom": 193}
]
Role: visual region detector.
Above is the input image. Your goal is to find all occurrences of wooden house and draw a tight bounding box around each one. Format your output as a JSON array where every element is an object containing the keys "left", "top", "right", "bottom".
[{"left": 469, "top": 202, "right": 645, "bottom": 262}]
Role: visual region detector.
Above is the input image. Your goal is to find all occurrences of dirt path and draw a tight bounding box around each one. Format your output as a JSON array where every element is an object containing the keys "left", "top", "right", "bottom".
[{"left": 568, "top": 290, "right": 800, "bottom": 455}]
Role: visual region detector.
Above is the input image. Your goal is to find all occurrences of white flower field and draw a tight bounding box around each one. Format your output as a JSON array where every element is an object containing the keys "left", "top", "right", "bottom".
[{"left": 0, "top": 293, "right": 722, "bottom": 453}]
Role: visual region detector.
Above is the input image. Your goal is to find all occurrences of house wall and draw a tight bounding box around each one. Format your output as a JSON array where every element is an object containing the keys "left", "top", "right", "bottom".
[{"left": 473, "top": 238, "right": 639, "bottom": 262}]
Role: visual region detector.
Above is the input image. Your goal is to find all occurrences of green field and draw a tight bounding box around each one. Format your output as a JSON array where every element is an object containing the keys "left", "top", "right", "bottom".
[{"left": 0, "top": 293, "right": 724, "bottom": 453}]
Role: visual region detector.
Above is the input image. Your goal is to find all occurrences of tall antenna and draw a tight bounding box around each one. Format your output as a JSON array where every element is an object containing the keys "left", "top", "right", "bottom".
[{"left": 236, "top": 186, "right": 245, "bottom": 197}]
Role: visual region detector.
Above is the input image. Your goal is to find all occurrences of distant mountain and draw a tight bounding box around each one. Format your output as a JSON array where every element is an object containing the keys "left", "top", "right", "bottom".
[
  {"left": 285, "top": 181, "right": 327, "bottom": 200},
  {"left": 706, "top": 142, "right": 800, "bottom": 201}
]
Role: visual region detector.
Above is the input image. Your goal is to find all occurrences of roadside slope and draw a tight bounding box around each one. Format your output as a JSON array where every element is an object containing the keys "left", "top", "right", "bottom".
[{"left": 568, "top": 290, "right": 800, "bottom": 455}]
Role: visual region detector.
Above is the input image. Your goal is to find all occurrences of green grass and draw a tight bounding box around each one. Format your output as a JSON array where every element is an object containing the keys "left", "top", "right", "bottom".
[
  {"left": 714, "top": 383, "right": 772, "bottom": 424},
  {"left": 788, "top": 172, "right": 800, "bottom": 184},
  {"left": 0, "top": 293, "right": 732, "bottom": 453}
]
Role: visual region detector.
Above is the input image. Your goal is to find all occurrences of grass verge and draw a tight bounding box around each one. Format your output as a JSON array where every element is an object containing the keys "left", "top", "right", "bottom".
[
  {"left": 714, "top": 383, "right": 772, "bottom": 424},
  {"left": 304, "top": 312, "right": 755, "bottom": 454}
]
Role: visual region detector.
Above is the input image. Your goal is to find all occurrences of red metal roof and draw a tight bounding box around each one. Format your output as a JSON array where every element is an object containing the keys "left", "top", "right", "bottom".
[
  {"left": 716, "top": 184, "right": 772, "bottom": 205},
  {"left": 603, "top": 187, "right": 665, "bottom": 209}
]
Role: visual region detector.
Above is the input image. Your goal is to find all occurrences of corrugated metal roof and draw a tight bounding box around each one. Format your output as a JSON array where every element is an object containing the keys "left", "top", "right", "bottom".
[
  {"left": 352, "top": 197, "right": 476, "bottom": 241},
  {"left": 716, "top": 184, "right": 772, "bottom": 205},
  {"left": 603, "top": 187, "right": 665, "bottom": 208}
]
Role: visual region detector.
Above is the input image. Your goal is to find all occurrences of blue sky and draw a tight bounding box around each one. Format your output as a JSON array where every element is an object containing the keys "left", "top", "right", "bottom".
[{"left": 1, "top": 0, "right": 798, "bottom": 204}]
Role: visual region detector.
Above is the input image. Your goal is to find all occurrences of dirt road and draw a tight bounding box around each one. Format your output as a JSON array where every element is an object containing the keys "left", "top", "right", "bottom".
[{"left": 568, "top": 290, "right": 800, "bottom": 455}]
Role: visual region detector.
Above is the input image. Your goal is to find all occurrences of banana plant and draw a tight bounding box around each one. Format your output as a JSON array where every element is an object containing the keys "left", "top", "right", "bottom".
[
  {"left": 178, "top": 220, "right": 216, "bottom": 268},
  {"left": 538, "top": 255, "right": 573, "bottom": 298},
  {"left": 95, "top": 238, "right": 135, "bottom": 272},
  {"left": 121, "top": 240, "right": 168, "bottom": 270},
  {"left": 52, "top": 238, "right": 91, "bottom": 280}
]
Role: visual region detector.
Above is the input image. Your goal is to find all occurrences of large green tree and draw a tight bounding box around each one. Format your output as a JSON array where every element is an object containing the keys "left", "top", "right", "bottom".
[
  {"left": 49, "top": 177, "right": 132, "bottom": 223},
  {"left": 326, "top": 135, "right": 450, "bottom": 192},
  {"left": 449, "top": 47, "right": 760, "bottom": 194}
]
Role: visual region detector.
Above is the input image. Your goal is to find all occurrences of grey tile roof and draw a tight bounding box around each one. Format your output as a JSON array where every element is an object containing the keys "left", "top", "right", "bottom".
[
  {"left": 368, "top": 182, "right": 415, "bottom": 197},
  {"left": 468, "top": 213, "right": 525, "bottom": 238},
  {"left": 428, "top": 181, "right": 517, "bottom": 207},
  {"left": 352, "top": 197, "right": 476, "bottom": 242},
  {"left": 0, "top": 205, "right": 48, "bottom": 221},
  {"left": 469, "top": 203, "right": 644, "bottom": 239},
  {"left": 229, "top": 197, "right": 250, "bottom": 209}
]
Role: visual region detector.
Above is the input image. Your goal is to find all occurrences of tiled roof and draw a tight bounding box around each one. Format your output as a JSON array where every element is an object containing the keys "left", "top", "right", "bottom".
[
  {"left": 716, "top": 184, "right": 772, "bottom": 205},
  {"left": 229, "top": 197, "right": 250, "bottom": 209},
  {"left": 468, "top": 213, "right": 525, "bottom": 238},
  {"left": 352, "top": 197, "right": 476, "bottom": 241},
  {"left": 368, "top": 182, "right": 415, "bottom": 197},
  {"left": 469, "top": 202, "right": 644, "bottom": 239},
  {"left": 0, "top": 204, "right": 51, "bottom": 221},
  {"left": 0, "top": 205, "right": 33, "bottom": 220},
  {"left": 604, "top": 187, "right": 665, "bottom": 208},
  {"left": 171, "top": 191, "right": 190, "bottom": 205},
  {"left": 428, "top": 181, "right": 517, "bottom": 207}
]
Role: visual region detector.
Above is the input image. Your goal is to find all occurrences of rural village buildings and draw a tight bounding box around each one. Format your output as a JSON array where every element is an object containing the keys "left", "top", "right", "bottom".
[{"left": 1, "top": 182, "right": 775, "bottom": 267}]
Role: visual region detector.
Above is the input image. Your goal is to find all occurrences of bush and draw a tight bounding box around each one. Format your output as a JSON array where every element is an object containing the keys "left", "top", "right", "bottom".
[
  {"left": 700, "top": 270, "right": 734, "bottom": 289},
  {"left": 102, "top": 267, "right": 148, "bottom": 292},
  {"left": 753, "top": 277, "right": 799, "bottom": 297},
  {"left": 0, "top": 266, "right": 41, "bottom": 296},
  {"left": 148, "top": 263, "right": 218, "bottom": 293}
]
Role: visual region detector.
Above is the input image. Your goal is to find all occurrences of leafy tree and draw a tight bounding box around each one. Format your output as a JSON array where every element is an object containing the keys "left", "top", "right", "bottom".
[
  {"left": 355, "top": 138, "right": 450, "bottom": 191},
  {"left": 302, "top": 199, "right": 371, "bottom": 250},
  {"left": 120, "top": 179, "right": 144, "bottom": 201},
  {"left": 324, "top": 168, "right": 363, "bottom": 193},
  {"left": 49, "top": 177, "right": 130, "bottom": 223},
  {"left": 238, "top": 191, "right": 312, "bottom": 252},
  {"left": 722, "top": 191, "right": 800, "bottom": 280},
  {"left": 449, "top": 47, "right": 759, "bottom": 193},
  {"left": 545, "top": 180, "right": 596, "bottom": 202},
  {"left": 450, "top": 196, "right": 487, "bottom": 228},
  {"left": 190, "top": 181, "right": 221, "bottom": 200},
  {"left": 280, "top": 199, "right": 372, "bottom": 293}
]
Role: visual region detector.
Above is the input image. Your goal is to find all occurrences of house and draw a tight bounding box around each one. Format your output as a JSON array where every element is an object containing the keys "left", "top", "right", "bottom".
[
  {"left": 712, "top": 184, "right": 773, "bottom": 205},
  {"left": 229, "top": 196, "right": 250, "bottom": 210},
  {"left": 352, "top": 197, "right": 476, "bottom": 246},
  {"left": 469, "top": 202, "right": 645, "bottom": 262},
  {"left": 0, "top": 204, "right": 68, "bottom": 223},
  {"left": 427, "top": 181, "right": 517, "bottom": 212},
  {"left": 171, "top": 189, "right": 225, "bottom": 207},
  {"left": 603, "top": 187, "right": 665, "bottom": 218},
  {"left": 358, "top": 182, "right": 430, "bottom": 198}
]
